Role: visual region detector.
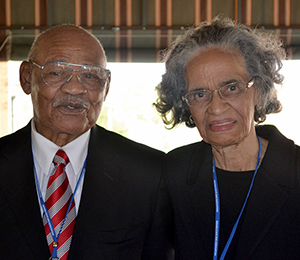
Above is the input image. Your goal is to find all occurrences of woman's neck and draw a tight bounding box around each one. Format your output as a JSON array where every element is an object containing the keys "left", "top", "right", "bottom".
[{"left": 212, "top": 135, "right": 268, "bottom": 172}]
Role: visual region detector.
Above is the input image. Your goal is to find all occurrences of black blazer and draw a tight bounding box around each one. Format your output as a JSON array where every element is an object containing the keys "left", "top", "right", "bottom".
[
  {"left": 164, "top": 125, "right": 300, "bottom": 260},
  {"left": 0, "top": 122, "right": 174, "bottom": 260}
]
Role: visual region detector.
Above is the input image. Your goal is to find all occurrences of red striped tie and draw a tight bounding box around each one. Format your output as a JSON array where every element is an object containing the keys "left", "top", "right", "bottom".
[{"left": 43, "top": 149, "right": 76, "bottom": 260}]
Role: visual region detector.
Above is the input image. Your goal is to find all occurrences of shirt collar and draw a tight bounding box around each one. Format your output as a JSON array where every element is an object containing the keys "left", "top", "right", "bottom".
[{"left": 31, "top": 120, "right": 90, "bottom": 176}]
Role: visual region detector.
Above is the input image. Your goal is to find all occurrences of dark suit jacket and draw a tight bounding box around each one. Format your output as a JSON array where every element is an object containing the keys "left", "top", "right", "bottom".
[
  {"left": 0, "top": 123, "right": 174, "bottom": 260},
  {"left": 164, "top": 125, "right": 300, "bottom": 260}
]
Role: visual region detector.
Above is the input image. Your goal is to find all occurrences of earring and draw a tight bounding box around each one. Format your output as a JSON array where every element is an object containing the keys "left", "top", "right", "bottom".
[{"left": 256, "top": 105, "right": 262, "bottom": 111}]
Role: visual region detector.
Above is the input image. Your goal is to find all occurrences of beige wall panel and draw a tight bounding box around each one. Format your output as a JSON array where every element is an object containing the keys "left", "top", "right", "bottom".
[
  {"left": 132, "top": 0, "right": 142, "bottom": 26},
  {"left": 11, "top": 0, "right": 34, "bottom": 26},
  {"left": 93, "top": 0, "right": 115, "bottom": 26},
  {"left": 131, "top": 30, "right": 156, "bottom": 48},
  {"left": 252, "top": 0, "right": 273, "bottom": 26},
  {"left": 173, "top": 0, "right": 194, "bottom": 26},
  {"left": 291, "top": 29, "right": 300, "bottom": 47},
  {"left": 145, "top": 0, "right": 155, "bottom": 26},
  {"left": 212, "top": 0, "right": 235, "bottom": 19},
  {"left": 51, "top": 0, "right": 75, "bottom": 25},
  {"left": 291, "top": 0, "right": 300, "bottom": 25}
]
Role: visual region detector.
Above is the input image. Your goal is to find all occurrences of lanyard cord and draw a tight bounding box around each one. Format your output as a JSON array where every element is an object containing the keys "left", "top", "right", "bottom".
[
  {"left": 33, "top": 155, "right": 87, "bottom": 258},
  {"left": 212, "top": 135, "right": 262, "bottom": 260}
]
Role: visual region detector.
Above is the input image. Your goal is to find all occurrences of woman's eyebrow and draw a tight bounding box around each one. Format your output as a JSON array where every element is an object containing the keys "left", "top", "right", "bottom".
[
  {"left": 220, "top": 78, "right": 242, "bottom": 86},
  {"left": 189, "top": 78, "right": 243, "bottom": 92},
  {"left": 188, "top": 86, "right": 206, "bottom": 92}
]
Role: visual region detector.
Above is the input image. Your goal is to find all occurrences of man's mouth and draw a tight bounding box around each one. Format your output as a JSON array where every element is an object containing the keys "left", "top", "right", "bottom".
[
  {"left": 64, "top": 102, "right": 85, "bottom": 110},
  {"left": 53, "top": 96, "right": 90, "bottom": 113},
  {"left": 61, "top": 102, "right": 86, "bottom": 112}
]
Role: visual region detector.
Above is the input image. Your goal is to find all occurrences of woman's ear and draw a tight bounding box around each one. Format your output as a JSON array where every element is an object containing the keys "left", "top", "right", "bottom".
[
  {"left": 19, "top": 61, "right": 32, "bottom": 94},
  {"left": 253, "top": 86, "right": 261, "bottom": 107}
]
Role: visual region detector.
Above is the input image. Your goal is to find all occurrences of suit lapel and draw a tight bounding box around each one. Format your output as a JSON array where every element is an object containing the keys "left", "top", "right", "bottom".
[
  {"left": 235, "top": 126, "right": 296, "bottom": 259},
  {"left": 1, "top": 124, "right": 49, "bottom": 259},
  {"left": 69, "top": 125, "right": 124, "bottom": 258},
  {"left": 235, "top": 167, "right": 290, "bottom": 259},
  {"left": 186, "top": 142, "right": 216, "bottom": 255},
  {"left": 185, "top": 126, "right": 297, "bottom": 259}
]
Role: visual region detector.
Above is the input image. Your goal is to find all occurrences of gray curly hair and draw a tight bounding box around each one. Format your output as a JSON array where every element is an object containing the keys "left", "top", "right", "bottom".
[{"left": 154, "top": 16, "right": 286, "bottom": 128}]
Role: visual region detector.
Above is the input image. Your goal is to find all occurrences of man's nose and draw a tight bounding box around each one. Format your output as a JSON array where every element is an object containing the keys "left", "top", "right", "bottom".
[{"left": 61, "top": 72, "right": 87, "bottom": 94}]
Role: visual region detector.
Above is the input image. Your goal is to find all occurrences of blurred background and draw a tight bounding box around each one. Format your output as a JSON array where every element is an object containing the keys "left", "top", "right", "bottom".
[{"left": 1, "top": 0, "right": 300, "bottom": 151}]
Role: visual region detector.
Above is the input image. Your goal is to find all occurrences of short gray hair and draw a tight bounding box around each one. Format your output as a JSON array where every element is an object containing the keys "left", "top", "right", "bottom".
[{"left": 154, "top": 16, "right": 286, "bottom": 128}]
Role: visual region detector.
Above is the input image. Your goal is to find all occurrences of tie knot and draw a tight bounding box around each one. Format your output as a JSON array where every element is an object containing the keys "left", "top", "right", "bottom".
[{"left": 53, "top": 149, "right": 69, "bottom": 166}]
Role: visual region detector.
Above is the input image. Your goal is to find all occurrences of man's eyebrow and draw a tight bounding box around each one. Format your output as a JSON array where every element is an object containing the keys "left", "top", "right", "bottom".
[{"left": 47, "top": 58, "right": 68, "bottom": 62}]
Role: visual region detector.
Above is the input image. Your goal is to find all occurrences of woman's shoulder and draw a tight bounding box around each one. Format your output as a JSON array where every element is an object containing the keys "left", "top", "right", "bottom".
[
  {"left": 167, "top": 140, "right": 207, "bottom": 154},
  {"left": 165, "top": 140, "right": 211, "bottom": 166},
  {"left": 256, "top": 124, "right": 299, "bottom": 151}
]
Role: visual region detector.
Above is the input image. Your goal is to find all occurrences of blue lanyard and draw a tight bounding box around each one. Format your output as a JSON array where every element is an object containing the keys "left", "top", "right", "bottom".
[
  {"left": 212, "top": 135, "right": 261, "bottom": 260},
  {"left": 33, "top": 155, "right": 87, "bottom": 259}
]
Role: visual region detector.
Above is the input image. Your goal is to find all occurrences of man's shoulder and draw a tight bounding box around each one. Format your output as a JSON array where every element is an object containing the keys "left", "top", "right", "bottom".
[
  {"left": 90, "top": 125, "right": 165, "bottom": 157},
  {"left": 88, "top": 125, "right": 165, "bottom": 175},
  {"left": 0, "top": 124, "right": 31, "bottom": 165},
  {"left": 0, "top": 124, "right": 31, "bottom": 152}
]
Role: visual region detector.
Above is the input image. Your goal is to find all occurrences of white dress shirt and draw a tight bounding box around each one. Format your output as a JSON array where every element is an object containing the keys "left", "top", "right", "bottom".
[{"left": 31, "top": 120, "right": 90, "bottom": 217}]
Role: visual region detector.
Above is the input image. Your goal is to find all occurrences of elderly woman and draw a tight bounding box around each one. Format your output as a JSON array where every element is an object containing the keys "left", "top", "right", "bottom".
[{"left": 155, "top": 16, "right": 300, "bottom": 260}]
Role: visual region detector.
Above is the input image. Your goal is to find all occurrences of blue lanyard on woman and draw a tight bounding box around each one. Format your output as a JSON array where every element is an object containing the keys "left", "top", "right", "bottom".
[
  {"left": 33, "top": 155, "right": 87, "bottom": 259},
  {"left": 212, "top": 135, "right": 261, "bottom": 260}
]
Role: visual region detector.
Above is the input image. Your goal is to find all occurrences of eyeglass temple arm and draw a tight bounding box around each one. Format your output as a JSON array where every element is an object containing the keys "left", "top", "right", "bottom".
[{"left": 29, "top": 60, "right": 43, "bottom": 69}]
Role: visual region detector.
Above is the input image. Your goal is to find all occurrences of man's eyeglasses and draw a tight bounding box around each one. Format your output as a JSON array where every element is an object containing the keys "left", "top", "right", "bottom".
[
  {"left": 183, "top": 79, "right": 254, "bottom": 107},
  {"left": 30, "top": 61, "right": 111, "bottom": 91}
]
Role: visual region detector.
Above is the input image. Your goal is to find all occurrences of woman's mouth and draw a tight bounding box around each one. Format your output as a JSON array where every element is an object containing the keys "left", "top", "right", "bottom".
[
  {"left": 210, "top": 121, "right": 236, "bottom": 127},
  {"left": 209, "top": 120, "right": 237, "bottom": 132}
]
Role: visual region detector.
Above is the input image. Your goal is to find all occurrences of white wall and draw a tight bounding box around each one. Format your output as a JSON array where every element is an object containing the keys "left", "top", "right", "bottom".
[{"left": 5, "top": 60, "right": 300, "bottom": 152}]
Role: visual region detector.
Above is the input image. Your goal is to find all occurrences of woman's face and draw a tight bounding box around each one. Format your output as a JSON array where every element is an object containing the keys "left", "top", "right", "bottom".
[{"left": 185, "top": 47, "right": 259, "bottom": 149}]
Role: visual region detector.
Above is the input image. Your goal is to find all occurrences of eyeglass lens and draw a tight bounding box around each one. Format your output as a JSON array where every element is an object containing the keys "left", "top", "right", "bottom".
[
  {"left": 186, "top": 82, "right": 247, "bottom": 107},
  {"left": 42, "top": 62, "right": 108, "bottom": 90}
]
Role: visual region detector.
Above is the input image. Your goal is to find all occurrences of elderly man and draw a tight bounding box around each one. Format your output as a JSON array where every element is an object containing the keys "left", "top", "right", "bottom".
[{"left": 0, "top": 25, "right": 174, "bottom": 260}]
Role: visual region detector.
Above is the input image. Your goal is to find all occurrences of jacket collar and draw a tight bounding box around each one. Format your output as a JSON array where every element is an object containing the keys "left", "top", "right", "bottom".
[
  {"left": 186, "top": 125, "right": 297, "bottom": 259},
  {"left": 0, "top": 123, "right": 50, "bottom": 259}
]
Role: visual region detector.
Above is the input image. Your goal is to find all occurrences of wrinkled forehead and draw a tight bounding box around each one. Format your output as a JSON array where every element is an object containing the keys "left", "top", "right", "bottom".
[{"left": 33, "top": 26, "right": 107, "bottom": 67}]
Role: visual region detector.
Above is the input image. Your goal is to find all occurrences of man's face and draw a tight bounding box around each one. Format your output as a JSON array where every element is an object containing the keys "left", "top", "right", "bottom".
[{"left": 21, "top": 26, "right": 110, "bottom": 145}]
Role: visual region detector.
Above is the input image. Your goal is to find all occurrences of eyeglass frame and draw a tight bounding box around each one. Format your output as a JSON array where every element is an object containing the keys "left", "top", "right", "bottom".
[
  {"left": 183, "top": 78, "right": 255, "bottom": 107},
  {"left": 29, "top": 60, "right": 111, "bottom": 91}
]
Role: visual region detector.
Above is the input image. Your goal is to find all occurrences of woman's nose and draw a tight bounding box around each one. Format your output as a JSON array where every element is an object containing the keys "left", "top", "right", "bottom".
[{"left": 207, "top": 91, "right": 229, "bottom": 115}]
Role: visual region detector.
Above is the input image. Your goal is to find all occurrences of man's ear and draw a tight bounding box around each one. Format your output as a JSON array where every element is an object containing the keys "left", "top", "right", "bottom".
[
  {"left": 103, "top": 74, "right": 111, "bottom": 101},
  {"left": 19, "top": 61, "right": 32, "bottom": 94}
]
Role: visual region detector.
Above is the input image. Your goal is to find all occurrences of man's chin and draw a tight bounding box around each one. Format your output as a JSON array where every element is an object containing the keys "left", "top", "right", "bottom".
[{"left": 55, "top": 122, "right": 89, "bottom": 136}]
